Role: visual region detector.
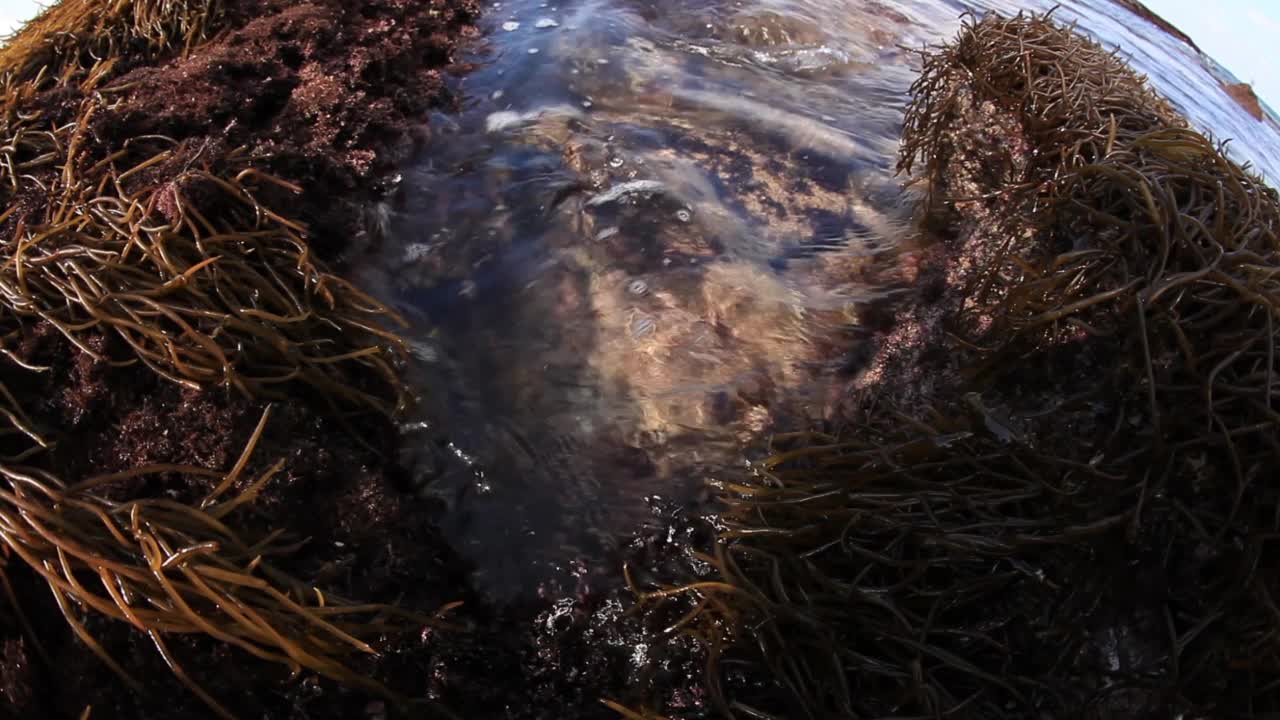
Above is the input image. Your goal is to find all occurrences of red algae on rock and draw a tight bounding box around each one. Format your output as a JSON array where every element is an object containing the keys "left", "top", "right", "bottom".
[
  {"left": 81, "top": 0, "right": 483, "bottom": 258},
  {"left": 0, "top": 1, "right": 491, "bottom": 718},
  {"left": 1223, "top": 81, "right": 1266, "bottom": 122}
]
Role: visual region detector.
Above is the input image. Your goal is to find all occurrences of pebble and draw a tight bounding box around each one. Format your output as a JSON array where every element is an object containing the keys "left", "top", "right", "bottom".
[
  {"left": 535, "top": 18, "right": 560, "bottom": 28},
  {"left": 627, "top": 279, "right": 649, "bottom": 296},
  {"left": 502, "top": 20, "right": 520, "bottom": 31}
]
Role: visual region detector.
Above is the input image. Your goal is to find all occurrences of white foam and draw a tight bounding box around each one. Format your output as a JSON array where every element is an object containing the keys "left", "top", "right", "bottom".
[
  {"left": 485, "top": 105, "right": 585, "bottom": 133},
  {"left": 585, "top": 180, "right": 667, "bottom": 206}
]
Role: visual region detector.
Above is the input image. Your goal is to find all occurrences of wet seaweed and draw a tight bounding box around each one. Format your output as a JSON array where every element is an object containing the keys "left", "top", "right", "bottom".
[
  {"left": 12, "top": 137, "right": 408, "bottom": 414},
  {"left": 0, "top": 2, "right": 431, "bottom": 715},
  {"left": 632, "top": 11, "right": 1280, "bottom": 719},
  {"left": 0, "top": 0, "right": 223, "bottom": 85},
  {"left": 0, "top": 89, "right": 410, "bottom": 417},
  {"left": 0, "top": 393, "right": 450, "bottom": 719}
]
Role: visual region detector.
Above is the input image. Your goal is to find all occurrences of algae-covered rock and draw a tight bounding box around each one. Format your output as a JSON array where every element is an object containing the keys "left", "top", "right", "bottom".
[{"left": 633, "top": 11, "right": 1280, "bottom": 719}]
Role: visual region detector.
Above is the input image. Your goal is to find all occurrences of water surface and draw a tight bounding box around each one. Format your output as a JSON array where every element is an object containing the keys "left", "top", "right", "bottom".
[{"left": 353, "top": 0, "right": 1280, "bottom": 599}]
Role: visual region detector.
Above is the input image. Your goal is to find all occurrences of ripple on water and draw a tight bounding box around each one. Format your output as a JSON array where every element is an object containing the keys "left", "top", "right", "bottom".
[{"left": 352, "top": 0, "right": 1279, "bottom": 600}]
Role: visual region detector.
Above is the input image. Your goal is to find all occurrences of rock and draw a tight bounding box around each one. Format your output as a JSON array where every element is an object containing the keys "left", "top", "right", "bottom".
[{"left": 1223, "top": 81, "right": 1265, "bottom": 121}]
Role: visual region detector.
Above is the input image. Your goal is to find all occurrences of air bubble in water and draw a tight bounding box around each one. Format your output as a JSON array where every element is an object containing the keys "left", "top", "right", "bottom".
[
  {"left": 630, "top": 314, "right": 657, "bottom": 339},
  {"left": 675, "top": 208, "right": 692, "bottom": 223},
  {"left": 608, "top": 156, "right": 624, "bottom": 168},
  {"left": 528, "top": 47, "right": 540, "bottom": 54},
  {"left": 535, "top": 18, "right": 559, "bottom": 28},
  {"left": 502, "top": 20, "right": 520, "bottom": 31}
]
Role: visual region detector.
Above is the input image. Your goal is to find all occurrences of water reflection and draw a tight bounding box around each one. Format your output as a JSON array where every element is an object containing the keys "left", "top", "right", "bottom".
[{"left": 352, "top": 0, "right": 1280, "bottom": 600}]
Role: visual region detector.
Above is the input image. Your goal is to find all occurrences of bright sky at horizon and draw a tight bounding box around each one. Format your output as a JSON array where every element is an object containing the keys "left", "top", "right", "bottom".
[
  {"left": 0, "top": 0, "right": 1274, "bottom": 111},
  {"left": 1143, "top": 0, "right": 1280, "bottom": 113},
  {"left": 0, "top": 0, "right": 42, "bottom": 38}
]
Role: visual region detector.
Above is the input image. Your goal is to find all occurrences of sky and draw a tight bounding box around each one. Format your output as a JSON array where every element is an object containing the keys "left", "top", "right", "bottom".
[
  {"left": 0, "top": 1, "right": 41, "bottom": 38},
  {"left": 0, "top": 0, "right": 1274, "bottom": 110},
  {"left": 1144, "top": 0, "right": 1280, "bottom": 112}
]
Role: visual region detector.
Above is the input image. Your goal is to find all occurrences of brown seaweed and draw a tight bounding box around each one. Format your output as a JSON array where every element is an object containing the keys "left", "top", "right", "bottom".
[
  {"left": 0, "top": 2, "right": 435, "bottom": 716},
  {"left": 631, "top": 11, "right": 1280, "bottom": 719}
]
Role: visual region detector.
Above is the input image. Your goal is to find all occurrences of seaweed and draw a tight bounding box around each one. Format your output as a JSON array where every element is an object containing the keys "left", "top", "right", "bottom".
[
  {"left": 0, "top": 2, "right": 437, "bottom": 716},
  {"left": 3, "top": 129, "right": 409, "bottom": 416},
  {"left": 0, "top": 0, "right": 223, "bottom": 85},
  {"left": 632, "top": 12, "right": 1280, "bottom": 719},
  {"left": 0, "top": 401, "right": 449, "bottom": 720}
]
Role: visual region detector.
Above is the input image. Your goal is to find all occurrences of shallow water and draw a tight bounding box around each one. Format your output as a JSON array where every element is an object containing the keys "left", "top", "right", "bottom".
[{"left": 354, "top": 0, "right": 1280, "bottom": 600}]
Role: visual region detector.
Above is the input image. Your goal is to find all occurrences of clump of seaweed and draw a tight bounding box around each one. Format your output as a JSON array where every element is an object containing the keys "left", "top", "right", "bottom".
[
  {"left": 631, "top": 11, "right": 1280, "bottom": 719},
  {"left": 0, "top": 397, "right": 444, "bottom": 719},
  {"left": 0, "top": 103, "right": 410, "bottom": 416},
  {"left": 631, "top": 425, "right": 1100, "bottom": 718},
  {"left": 0, "top": 1, "right": 434, "bottom": 715},
  {"left": 0, "top": 0, "right": 223, "bottom": 85}
]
